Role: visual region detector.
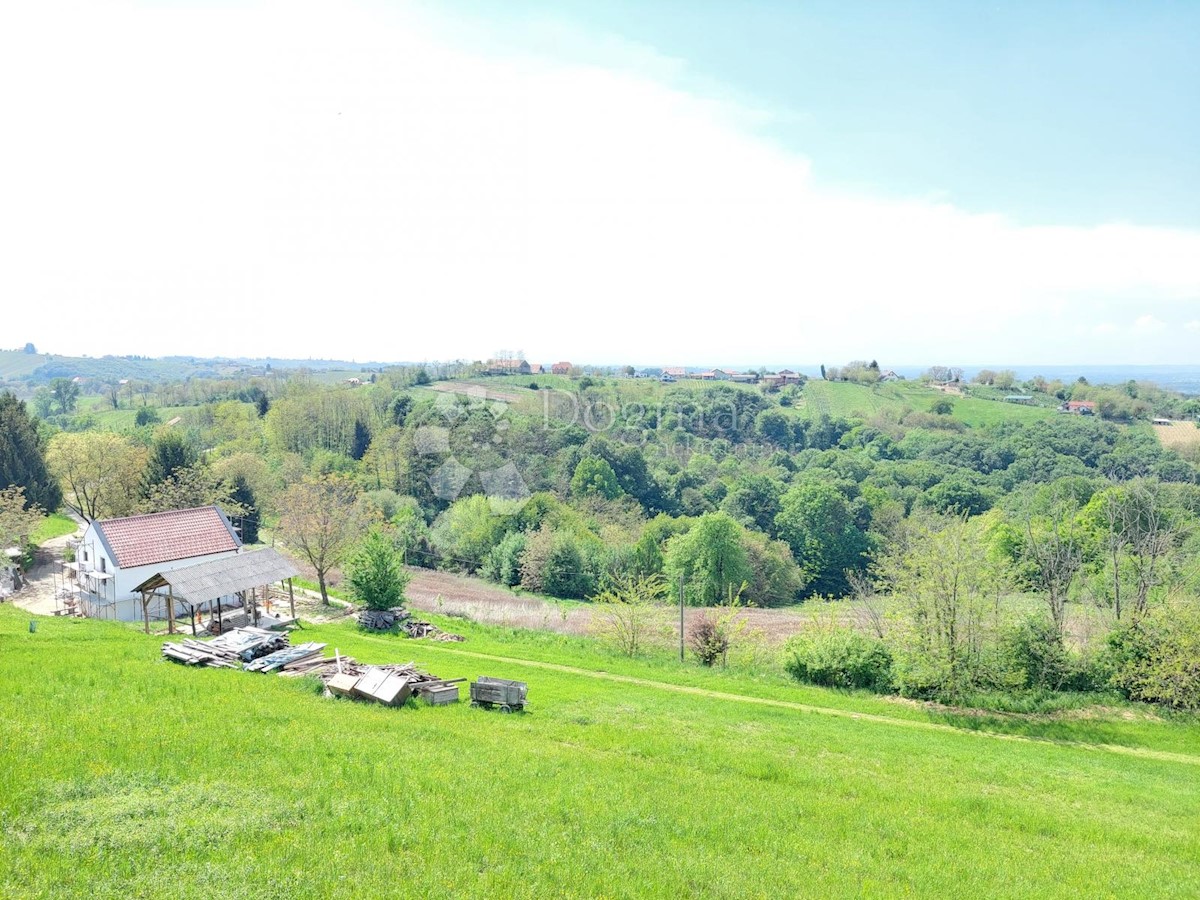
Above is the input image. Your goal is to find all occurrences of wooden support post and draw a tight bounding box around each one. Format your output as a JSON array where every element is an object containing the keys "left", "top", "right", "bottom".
[
  {"left": 167, "top": 584, "right": 175, "bottom": 635},
  {"left": 142, "top": 591, "right": 150, "bottom": 634},
  {"left": 288, "top": 578, "right": 296, "bottom": 620},
  {"left": 190, "top": 605, "right": 197, "bottom": 636}
]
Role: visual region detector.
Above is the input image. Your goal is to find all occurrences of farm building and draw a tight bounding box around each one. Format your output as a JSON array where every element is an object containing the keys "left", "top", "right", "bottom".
[
  {"left": 70, "top": 506, "right": 242, "bottom": 622},
  {"left": 486, "top": 359, "right": 531, "bottom": 376},
  {"left": 131, "top": 548, "right": 300, "bottom": 634},
  {"left": 551, "top": 361, "right": 572, "bottom": 375},
  {"left": 1062, "top": 400, "right": 1098, "bottom": 415}
]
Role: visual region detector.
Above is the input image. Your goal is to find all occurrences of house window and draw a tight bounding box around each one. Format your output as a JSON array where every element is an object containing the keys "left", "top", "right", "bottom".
[
  {"left": 83, "top": 550, "right": 88, "bottom": 563},
  {"left": 99, "top": 557, "right": 106, "bottom": 573}
]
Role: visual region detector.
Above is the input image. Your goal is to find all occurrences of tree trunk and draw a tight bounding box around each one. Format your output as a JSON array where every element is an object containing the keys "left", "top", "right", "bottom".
[{"left": 317, "top": 571, "right": 330, "bottom": 605}]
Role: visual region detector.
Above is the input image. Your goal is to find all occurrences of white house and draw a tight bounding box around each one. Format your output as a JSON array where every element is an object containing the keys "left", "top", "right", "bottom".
[{"left": 73, "top": 506, "right": 242, "bottom": 621}]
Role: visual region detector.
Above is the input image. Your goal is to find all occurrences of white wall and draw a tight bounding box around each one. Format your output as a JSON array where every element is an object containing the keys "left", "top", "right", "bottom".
[{"left": 76, "top": 522, "right": 240, "bottom": 621}]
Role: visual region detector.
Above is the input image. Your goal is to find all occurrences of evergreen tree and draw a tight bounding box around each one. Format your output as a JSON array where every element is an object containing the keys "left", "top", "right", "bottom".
[
  {"left": 0, "top": 392, "right": 62, "bottom": 511},
  {"left": 351, "top": 420, "right": 372, "bottom": 461},
  {"left": 229, "top": 475, "right": 259, "bottom": 544}
]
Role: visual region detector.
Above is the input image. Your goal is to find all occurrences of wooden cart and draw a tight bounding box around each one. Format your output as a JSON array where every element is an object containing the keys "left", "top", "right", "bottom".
[{"left": 469, "top": 676, "right": 527, "bottom": 712}]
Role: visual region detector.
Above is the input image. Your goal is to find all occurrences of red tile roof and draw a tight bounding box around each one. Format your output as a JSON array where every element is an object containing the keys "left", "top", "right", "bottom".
[{"left": 96, "top": 506, "right": 241, "bottom": 569}]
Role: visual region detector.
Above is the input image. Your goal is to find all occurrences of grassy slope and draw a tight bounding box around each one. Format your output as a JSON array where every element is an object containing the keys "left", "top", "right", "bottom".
[
  {"left": 796, "top": 381, "right": 1055, "bottom": 426},
  {"left": 30, "top": 514, "right": 78, "bottom": 545},
  {"left": 0, "top": 350, "right": 48, "bottom": 380},
  {"left": 1, "top": 607, "right": 1197, "bottom": 899}
]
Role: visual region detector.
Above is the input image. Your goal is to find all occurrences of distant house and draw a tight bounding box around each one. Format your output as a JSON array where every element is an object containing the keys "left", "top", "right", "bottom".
[
  {"left": 486, "top": 359, "right": 531, "bottom": 376},
  {"left": 551, "top": 361, "right": 572, "bottom": 375},
  {"left": 72, "top": 506, "right": 243, "bottom": 622},
  {"left": 695, "top": 369, "right": 733, "bottom": 381},
  {"left": 346, "top": 377, "right": 362, "bottom": 386},
  {"left": 727, "top": 371, "right": 759, "bottom": 384},
  {"left": 528, "top": 364, "right": 545, "bottom": 375},
  {"left": 879, "top": 370, "right": 903, "bottom": 382},
  {"left": 662, "top": 367, "right": 686, "bottom": 380},
  {"left": 763, "top": 369, "right": 803, "bottom": 388},
  {"left": 1062, "top": 400, "right": 1098, "bottom": 415},
  {"left": 1152, "top": 417, "right": 1173, "bottom": 426}
]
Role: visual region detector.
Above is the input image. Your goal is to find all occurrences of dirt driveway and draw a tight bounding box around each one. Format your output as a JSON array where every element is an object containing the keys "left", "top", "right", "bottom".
[{"left": 9, "top": 522, "right": 85, "bottom": 617}]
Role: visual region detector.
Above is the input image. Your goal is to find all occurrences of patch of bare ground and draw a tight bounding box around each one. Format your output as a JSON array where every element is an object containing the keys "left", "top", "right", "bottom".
[
  {"left": 1154, "top": 419, "right": 1200, "bottom": 451},
  {"left": 425, "top": 380, "right": 525, "bottom": 404},
  {"left": 9, "top": 526, "right": 84, "bottom": 617}
]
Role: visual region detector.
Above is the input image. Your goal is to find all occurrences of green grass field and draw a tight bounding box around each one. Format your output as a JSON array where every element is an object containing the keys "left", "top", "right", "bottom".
[
  {"left": 1, "top": 605, "right": 1197, "bottom": 898},
  {"left": 0, "top": 349, "right": 48, "bottom": 380},
  {"left": 30, "top": 514, "right": 78, "bottom": 545},
  {"left": 795, "top": 380, "right": 1055, "bottom": 427}
]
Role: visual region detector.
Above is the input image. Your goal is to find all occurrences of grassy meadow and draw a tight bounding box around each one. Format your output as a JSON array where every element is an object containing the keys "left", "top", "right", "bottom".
[{"left": 1, "top": 605, "right": 1198, "bottom": 899}]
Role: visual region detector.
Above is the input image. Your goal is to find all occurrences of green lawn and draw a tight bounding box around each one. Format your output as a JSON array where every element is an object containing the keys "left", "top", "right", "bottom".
[
  {"left": 795, "top": 380, "right": 1056, "bottom": 427},
  {"left": 1, "top": 606, "right": 1197, "bottom": 898},
  {"left": 30, "top": 513, "right": 78, "bottom": 545}
]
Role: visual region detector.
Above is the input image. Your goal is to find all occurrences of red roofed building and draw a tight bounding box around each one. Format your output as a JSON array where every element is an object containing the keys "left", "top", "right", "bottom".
[
  {"left": 551, "top": 361, "right": 572, "bottom": 375},
  {"left": 74, "top": 506, "right": 243, "bottom": 621},
  {"left": 1063, "top": 400, "right": 1098, "bottom": 415}
]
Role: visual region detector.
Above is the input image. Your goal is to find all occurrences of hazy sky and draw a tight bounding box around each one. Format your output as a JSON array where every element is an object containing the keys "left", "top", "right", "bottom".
[{"left": 3, "top": 1, "right": 1198, "bottom": 366}]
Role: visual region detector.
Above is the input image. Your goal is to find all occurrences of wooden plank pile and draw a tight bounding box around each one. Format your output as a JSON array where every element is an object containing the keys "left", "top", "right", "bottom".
[
  {"left": 402, "top": 620, "right": 465, "bottom": 641},
  {"left": 358, "top": 608, "right": 406, "bottom": 630},
  {"left": 244, "top": 642, "right": 327, "bottom": 672},
  {"left": 161, "top": 629, "right": 465, "bottom": 710},
  {"left": 161, "top": 627, "right": 288, "bottom": 668}
]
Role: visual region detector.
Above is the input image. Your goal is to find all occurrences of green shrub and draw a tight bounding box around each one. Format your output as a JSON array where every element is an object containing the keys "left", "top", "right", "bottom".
[
  {"left": 482, "top": 532, "right": 526, "bottom": 587},
  {"left": 784, "top": 627, "right": 893, "bottom": 691},
  {"left": 999, "top": 615, "right": 1073, "bottom": 691},
  {"left": 1106, "top": 603, "right": 1200, "bottom": 709}
]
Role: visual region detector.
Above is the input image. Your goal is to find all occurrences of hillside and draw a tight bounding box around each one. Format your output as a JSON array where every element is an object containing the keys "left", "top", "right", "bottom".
[{"left": 1, "top": 607, "right": 1197, "bottom": 898}]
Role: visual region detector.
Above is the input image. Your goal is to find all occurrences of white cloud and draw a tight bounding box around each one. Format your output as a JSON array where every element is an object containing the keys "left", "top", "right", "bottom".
[
  {"left": 2, "top": 1, "right": 1199, "bottom": 366},
  {"left": 1133, "top": 315, "right": 1167, "bottom": 334},
  {"left": 1185, "top": 320, "right": 1200, "bottom": 333}
]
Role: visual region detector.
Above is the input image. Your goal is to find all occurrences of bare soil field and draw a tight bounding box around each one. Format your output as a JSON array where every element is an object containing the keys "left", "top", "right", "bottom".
[
  {"left": 1153, "top": 419, "right": 1200, "bottom": 451},
  {"left": 425, "top": 380, "right": 525, "bottom": 404}
]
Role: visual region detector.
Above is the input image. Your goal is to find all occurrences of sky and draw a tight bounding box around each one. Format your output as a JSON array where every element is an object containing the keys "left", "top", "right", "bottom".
[{"left": 2, "top": 0, "right": 1198, "bottom": 367}]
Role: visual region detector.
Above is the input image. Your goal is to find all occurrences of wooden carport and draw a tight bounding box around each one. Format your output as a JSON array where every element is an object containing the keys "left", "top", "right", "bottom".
[{"left": 132, "top": 549, "right": 300, "bottom": 634}]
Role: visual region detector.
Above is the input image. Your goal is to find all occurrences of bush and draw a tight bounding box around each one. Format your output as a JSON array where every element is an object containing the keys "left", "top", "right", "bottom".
[
  {"left": 1106, "top": 603, "right": 1200, "bottom": 709},
  {"left": 999, "top": 616, "right": 1073, "bottom": 691},
  {"left": 689, "top": 614, "right": 731, "bottom": 667},
  {"left": 482, "top": 531, "right": 525, "bottom": 587},
  {"left": 784, "top": 627, "right": 893, "bottom": 691}
]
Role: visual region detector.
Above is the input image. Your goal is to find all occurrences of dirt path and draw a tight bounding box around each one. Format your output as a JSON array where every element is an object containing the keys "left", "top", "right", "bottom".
[
  {"left": 9, "top": 519, "right": 85, "bottom": 616},
  {"left": 346, "top": 632, "right": 1200, "bottom": 768}
]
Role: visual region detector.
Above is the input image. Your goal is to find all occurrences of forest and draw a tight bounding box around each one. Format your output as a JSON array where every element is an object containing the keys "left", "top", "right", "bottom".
[{"left": 3, "top": 362, "right": 1199, "bottom": 711}]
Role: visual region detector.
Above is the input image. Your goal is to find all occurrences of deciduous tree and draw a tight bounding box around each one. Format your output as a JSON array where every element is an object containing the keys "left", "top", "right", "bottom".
[
  {"left": 47, "top": 432, "right": 148, "bottom": 522},
  {"left": 278, "top": 475, "right": 360, "bottom": 604}
]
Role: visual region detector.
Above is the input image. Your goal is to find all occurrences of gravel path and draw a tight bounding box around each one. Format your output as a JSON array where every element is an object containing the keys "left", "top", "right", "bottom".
[{"left": 9, "top": 520, "right": 85, "bottom": 616}]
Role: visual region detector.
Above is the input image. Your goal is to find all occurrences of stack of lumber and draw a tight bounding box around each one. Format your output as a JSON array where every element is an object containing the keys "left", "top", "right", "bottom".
[
  {"left": 358, "top": 608, "right": 408, "bottom": 631},
  {"left": 160, "top": 631, "right": 463, "bottom": 710},
  {"left": 161, "top": 627, "right": 289, "bottom": 668},
  {"left": 244, "top": 642, "right": 327, "bottom": 673}
]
